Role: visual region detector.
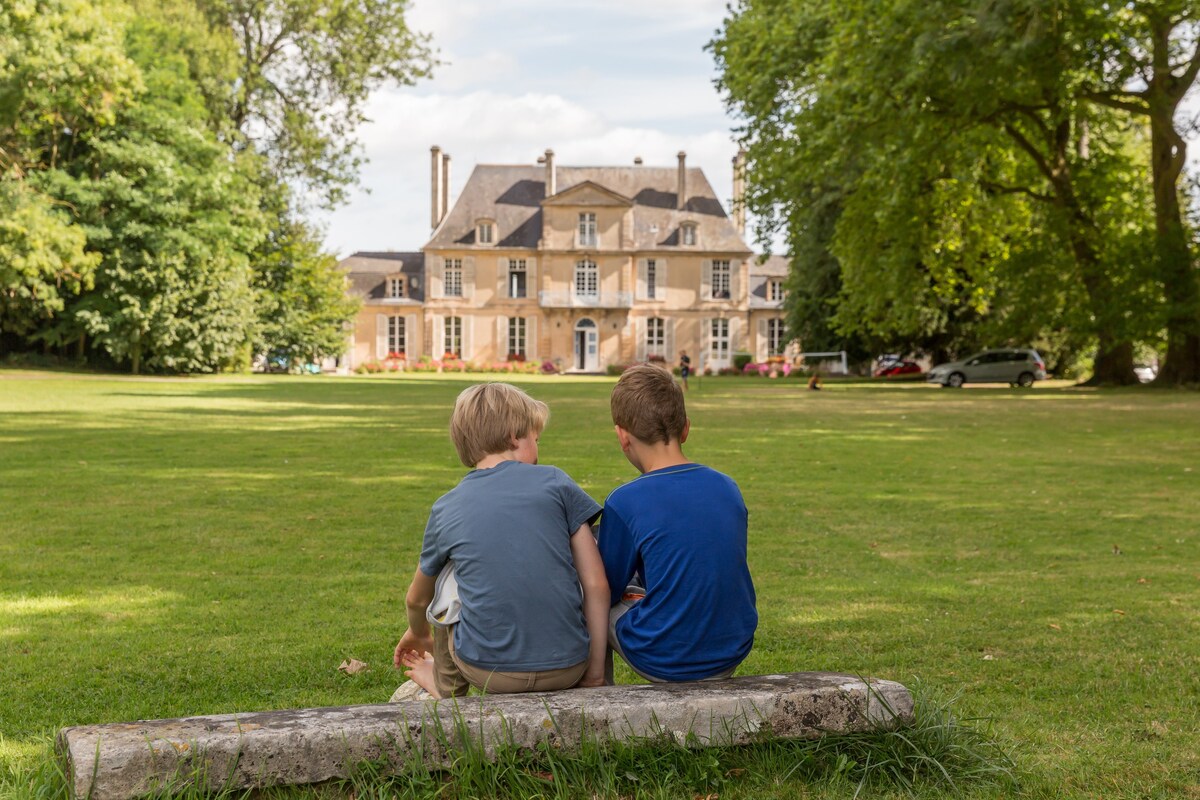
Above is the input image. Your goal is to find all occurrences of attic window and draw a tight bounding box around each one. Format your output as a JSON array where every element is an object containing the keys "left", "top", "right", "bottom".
[
  {"left": 681, "top": 222, "right": 697, "bottom": 246},
  {"left": 387, "top": 275, "right": 405, "bottom": 298},
  {"left": 477, "top": 219, "right": 496, "bottom": 245}
]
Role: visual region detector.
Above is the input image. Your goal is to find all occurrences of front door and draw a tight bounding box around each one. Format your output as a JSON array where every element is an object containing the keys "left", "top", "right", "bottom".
[{"left": 574, "top": 318, "right": 599, "bottom": 372}]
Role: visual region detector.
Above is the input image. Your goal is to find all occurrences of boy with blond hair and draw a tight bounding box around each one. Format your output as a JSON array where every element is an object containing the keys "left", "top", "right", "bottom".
[
  {"left": 599, "top": 364, "right": 757, "bottom": 682},
  {"left": 394, "top": 382, "right": 609, "bottom": 697}
]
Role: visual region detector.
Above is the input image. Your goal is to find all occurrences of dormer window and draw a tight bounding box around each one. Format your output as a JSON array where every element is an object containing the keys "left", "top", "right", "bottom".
[
  {"left": 680, "top": 222, "right": 697, "bottom": 246},
  {"left": 387, "top": 275, "right": 405, "bottom": 299},
  {"left": 578, "top": 212, "right": 597, "bottom": 248},
  {"left": 768, "top": 279, "right": 784, "bottom": 302},
  {"left": 476, "top": 219, "right": 496, "bottom": 245}
]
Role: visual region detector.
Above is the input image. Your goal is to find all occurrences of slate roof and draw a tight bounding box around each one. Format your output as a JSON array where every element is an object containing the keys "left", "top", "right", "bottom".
[
  {"left": 751, "top": 254, "right": 790, "bottom": 277},
  {"left": 340, "top": 251, "right": 425, "bottom": 302},
  {"left": 749, "top": 254, "right": 790, "bottom": 308},
  {"left": 425, "top": 165, "right": 752, "bottom": 254}
]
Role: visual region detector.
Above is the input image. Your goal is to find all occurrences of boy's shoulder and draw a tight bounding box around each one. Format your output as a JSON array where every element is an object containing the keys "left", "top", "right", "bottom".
[{"left": 606, "top": 463, "right": 740, "bottom": 503}]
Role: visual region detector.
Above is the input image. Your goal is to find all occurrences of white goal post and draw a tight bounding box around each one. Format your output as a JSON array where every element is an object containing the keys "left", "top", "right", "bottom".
[{"left": 799, "top": 351, "right": 850, "bottom": 375}]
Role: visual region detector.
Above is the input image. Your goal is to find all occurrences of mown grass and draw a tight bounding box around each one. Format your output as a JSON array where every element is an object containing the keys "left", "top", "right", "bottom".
[{"left": 1, "top": 370, "right": 1197, "bottom": 798}]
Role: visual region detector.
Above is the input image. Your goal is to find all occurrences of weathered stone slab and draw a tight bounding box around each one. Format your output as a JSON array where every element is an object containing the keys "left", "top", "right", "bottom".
[{"left": 57, "top": 672, "right": 913, "bottom": 800}]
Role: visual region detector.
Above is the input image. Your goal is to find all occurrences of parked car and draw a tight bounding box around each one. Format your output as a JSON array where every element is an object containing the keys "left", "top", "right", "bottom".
[
  {"left": 926, "top": 349, "right": 1047, "bottom": 388},
  {"left": 1134, "top": 364, "right": 1157, "bottom": 383},
  {"left": 874, "top": 360, "right": 923, "bottom": 378}
]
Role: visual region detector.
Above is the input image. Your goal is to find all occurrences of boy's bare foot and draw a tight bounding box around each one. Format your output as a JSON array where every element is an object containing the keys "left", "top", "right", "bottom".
[{"left": 400, "top": 650, "right": 443, "bottom": 699}]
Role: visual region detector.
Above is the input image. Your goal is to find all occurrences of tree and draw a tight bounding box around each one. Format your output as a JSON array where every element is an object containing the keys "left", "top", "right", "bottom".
[
  {"left": 711, "top": 0, "right": 1158, "bottom": 383},
  {"left": 252, "top": 199, "right": 360, "bottom": 369},
  {"left": 202, "top": 0, "right": 435, "bottom": 207}
]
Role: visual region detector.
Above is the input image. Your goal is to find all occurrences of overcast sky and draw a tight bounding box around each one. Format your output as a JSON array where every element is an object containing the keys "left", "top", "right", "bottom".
[{"left": 318, "top": 0, "right": 744, "bottom": 258}]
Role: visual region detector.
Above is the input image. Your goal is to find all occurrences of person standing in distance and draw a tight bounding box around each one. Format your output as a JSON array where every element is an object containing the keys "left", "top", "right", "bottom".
[{"left": 678, "top": 350, "right": 691, "bottom": 391}]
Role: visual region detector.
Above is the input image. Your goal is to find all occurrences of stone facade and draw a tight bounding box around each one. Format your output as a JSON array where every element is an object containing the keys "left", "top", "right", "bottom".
[{"left": 339, "top": 148, "right": 791, "bottom": 373}]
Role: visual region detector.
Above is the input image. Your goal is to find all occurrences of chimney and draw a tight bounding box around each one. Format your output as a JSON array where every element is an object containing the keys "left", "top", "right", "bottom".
[
  {"left": 441, "top": 152, "right": 451, "bottom": 222},
  {"left": 544, "top": 148, "right": 556, "bottom": 197},
  {"left": 732, "top": 149, "right": 746, "bottom": 236},
  {"left": 676, "top": 151, "right": 687, "bottom": 210},
  {"left": 633, "top": 156, "right": 643, "bottom": 165},
  {"left": 430, "top": 145, "right": 444, "bottom": 229}
]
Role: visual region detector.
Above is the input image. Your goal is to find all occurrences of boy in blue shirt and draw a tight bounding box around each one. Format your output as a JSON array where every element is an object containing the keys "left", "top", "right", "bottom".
[
  {"left": 394, "top": 382, "right": 609, "bottom": 697},
  {"left": 599, "top": 364, "right": 757, "bottom": 682}
]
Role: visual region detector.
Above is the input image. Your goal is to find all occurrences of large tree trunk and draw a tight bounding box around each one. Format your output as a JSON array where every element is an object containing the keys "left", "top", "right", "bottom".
[
  {"left": 1083, "top": 337, "right": 1136, "bottom": 386},
  {"left": 1147, "top": 18, "right": 1200, "bottom": 385}
]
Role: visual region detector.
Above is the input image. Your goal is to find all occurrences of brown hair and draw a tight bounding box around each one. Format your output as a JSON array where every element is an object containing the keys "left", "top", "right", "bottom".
[
  {"left": 610, "top": 363, "right": 687, "bottom": 445},
  {"left": 450, "top": 383, "right": 548, "bottom": 467}
]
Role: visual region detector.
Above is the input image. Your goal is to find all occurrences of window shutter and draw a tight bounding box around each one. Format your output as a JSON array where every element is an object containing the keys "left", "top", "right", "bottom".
[
  {"left": 757, "top": 317, "right": 768, "bottom": 361},
  {"left": 702, "top": 318, "right": 712, "bottom": 365},
  {"left": 375, "top": 314, "right": 388, "bottom": 359},
  {"left": 658, "top": 258, "right": 668, "bottom": 301},
  {"left": 635, "top": 317, "right": 646, "bottom": 362},
  {"left": 432, "top": 316, "right": 444, "bottom": 358},
  {"left": 527, "top": 257, "right": 537, "bottom": 300},
  {"left": 406, "top": 314, "right": 418, "bottom": 356},
  {"left": 729, "top": 316, "right": 742, "bottom": 355},
  {"left": 429, "top": 257, "right": 444, "bottom": 299},
  {"left": 496, "top": 315, "right": 507, "bottom": 359},
  {"left": 636, "top": 258, "right": 647, "bottom": 301},
  {"left": 463, "top": 257, "right": 476, "bottom": 300},
  {"left": 462, "top": 315, "right": 474, "bottom": 361},
  {"left": 527, "top": 316, "right": 537, "bottom": 360},
  {"left": 701, "top": 260, "right": 712, "bottom": 300},
  {"left": 730, "top": 260, "right": 742, "bottom": 303},
  {"left": 498, "top": 258, "right": 509, "bottom": 298},
  {"left": 665, "top": 319, "right": 676, "bottom": 362}
]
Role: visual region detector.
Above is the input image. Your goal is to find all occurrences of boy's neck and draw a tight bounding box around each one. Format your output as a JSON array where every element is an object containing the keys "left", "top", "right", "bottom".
[{"left": 631, "top": 441, "right": 691, "bottom": 474}]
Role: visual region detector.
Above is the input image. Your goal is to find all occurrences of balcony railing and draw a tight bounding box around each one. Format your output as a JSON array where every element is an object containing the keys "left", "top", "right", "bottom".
[{"left": 538, "top": 291, "right": 632, "bottom": 309}]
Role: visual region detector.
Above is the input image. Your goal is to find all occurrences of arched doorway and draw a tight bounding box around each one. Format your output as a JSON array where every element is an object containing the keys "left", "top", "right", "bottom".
[{"left": 574, "top": 318, "right": 599, "bottom": 372}]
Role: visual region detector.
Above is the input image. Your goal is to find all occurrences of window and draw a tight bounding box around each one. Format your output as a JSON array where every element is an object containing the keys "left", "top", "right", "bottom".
[
  {"left": 578, "top": 212, "right": 597, "bottom": 247},
  {"left": 768, "top": 279, "right": 784, "bottom": 302},
  {"left": 710, "top": 318, "right": 730, "bottom": 361},
  {"left": 508, "top": 259, "right": 527, "bottom": 299},
  {"left": 508, "top": 317, "right": 527, "bottom": 358},
  {"left": 711, "top": 260, "right": 731, "bottom": 300},
  {"left": 444, "top": 258, "right": 463, "bottom": 297},
  {"left": 444, "top": 316, "right": 462, "bottom": 357},
  {"left": 387, "top": 316, "right": 406, "bottom": 356},
  {"left": 767, "top": 318, "right": 786, "bottom": 357},
  {"left": 387, "top": 276, "right": 405, "bottom": 299},
  {"left": 646, "top": 259, "right": 658, "bottom": 300},
  {"left": 477, "top": 221, "right": 494, "bottom": 245},
  {"left": 646, "top": 317, "right": 665, "bottom": 358},
  {"left": 681, "top": 223, "right": 697, "bottom": 246},
  {"left": 575, "top": 259, "right": 598, "bottom": 297}
]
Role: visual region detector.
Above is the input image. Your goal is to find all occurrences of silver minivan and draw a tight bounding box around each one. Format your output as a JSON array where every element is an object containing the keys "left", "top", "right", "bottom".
[{"left": 926, "top": 349, "right": 1047, "bottom": 388}]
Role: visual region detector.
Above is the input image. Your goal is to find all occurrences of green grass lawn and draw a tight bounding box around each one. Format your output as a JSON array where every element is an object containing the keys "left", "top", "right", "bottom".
[{"left": 1, "top": 370, "right": 1198, "bottom": 799}]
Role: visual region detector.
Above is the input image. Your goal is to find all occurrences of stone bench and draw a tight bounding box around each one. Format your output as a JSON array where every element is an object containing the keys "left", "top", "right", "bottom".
[{"left": 57, "top": 672, "right": 914, "bottom": 800}]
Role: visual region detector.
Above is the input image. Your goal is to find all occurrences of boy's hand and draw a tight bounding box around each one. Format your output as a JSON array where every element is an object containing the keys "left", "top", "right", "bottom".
[
  {"left": 576, "top": 673, "right": 606, "bottom": 688},
  {"left": 394, "top": 630, "right": 434, "bottom": 669}
]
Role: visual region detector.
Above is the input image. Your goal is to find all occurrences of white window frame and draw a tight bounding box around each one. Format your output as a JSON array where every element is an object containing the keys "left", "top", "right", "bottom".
[
  {"left": 508, "top": 317, "right": 527, "bottom": 358},
  {"left": 711, "top": 260, "right": 731, "bottom": 300},
  {"left": 477, "top": 221, "right": 494, "bottom": 245},
  {"left": 575, "top": 259, "right": 598, "bottom": 298},
  {"left": 444, "top": 258, "right": 463, "bottom": 297},
  {"left": 768, "top": 279, "right": 784, "bottom": 302},
  {"left": 710, "top": 318, "right": 730, "bottom": 361},
  {"left": 386, "top": 316, "right": 406, "bottom": 356},
  {"left": 767, "top": 318, "right": 786, "bottom": 357},
  {"left": 578, "top": 212, "right": 597, "bottom": 248},
  {"left": 646, "top": 317, "right": 666, "bottom": 358},
  {"left": 508, "top": 258, "right": 527, "bottom": 299},
  {"left": 681, "top": 223, "right": 697, "bottom": 246},
  {"left": 444, "top": 315, "right": 463, "bottom": 357},
  {"left": 387, "top": 276, "right": 405, "bottom": 299},
  {"left": 646, "top": 259, "right": 658, "bottom": 300}
]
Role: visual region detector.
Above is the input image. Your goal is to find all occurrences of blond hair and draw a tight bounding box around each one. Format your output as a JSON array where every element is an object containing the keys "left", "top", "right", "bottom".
[
  {"left": 610, "top": 364, "right": 687, "bottom": 445},
  {"left": 450, "top": 383, "right": 549, "bottom": 467}
]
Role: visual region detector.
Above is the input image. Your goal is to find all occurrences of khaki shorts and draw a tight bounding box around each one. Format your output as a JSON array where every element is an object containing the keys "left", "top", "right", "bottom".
[{"left": 433, "top": 625, "right": 587, "bottom": 697}]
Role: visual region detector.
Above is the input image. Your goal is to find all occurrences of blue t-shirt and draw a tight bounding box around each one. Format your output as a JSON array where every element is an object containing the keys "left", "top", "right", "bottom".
[
  {"left": 419, "top": 460, "right": 601, "bottom": 671},
  {"left": 599, "top": 463, "right": 757, "bottom": 681}
]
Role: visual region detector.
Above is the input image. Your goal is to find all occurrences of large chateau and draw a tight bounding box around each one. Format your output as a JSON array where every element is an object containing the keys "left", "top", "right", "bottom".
[{"left": 338, "top": 147, "right": 789, "bottom": 373}]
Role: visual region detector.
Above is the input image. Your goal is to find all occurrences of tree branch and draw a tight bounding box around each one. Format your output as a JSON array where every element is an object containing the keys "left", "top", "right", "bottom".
[
  {"left": 1082, "top": 90, "right": 1151, "bottom": 116},
  {"left": 979, "top": 180, "right": 1055, "bottom": 203}
]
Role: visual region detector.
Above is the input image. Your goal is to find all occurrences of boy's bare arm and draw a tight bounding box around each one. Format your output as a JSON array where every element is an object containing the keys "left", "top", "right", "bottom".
[
  {"left": 570, "top": 522, "right": 610, "bottom": 687},
  {"left": 394, "top": 568, "right": 437, "bottom": 668}
]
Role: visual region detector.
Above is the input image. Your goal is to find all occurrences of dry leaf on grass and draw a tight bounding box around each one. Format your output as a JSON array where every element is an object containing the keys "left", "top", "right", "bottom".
[
  {"left": 1048, "top": 623, "right": 1061, "bottom": 631},
  {"left": 338, "top": 658, "right": 369, "bottom": 675},
  {"left": 1137, "top": 578, "right": 1149, "bottom": 584},
  {"left": 1112, "top": 609, "right": 1126, "bottom": 616}
]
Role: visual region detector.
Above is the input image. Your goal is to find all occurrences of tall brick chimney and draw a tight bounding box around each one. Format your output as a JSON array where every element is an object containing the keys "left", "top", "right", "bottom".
[
  {"left": 441, "top": 151, "right": 451, "bottom": 222},
  {"left": 544, "top": 148, "right": 556, "bottom": 197},
  {"left": 430, "top": 145, "right": 444, "bottom": 230},
  {"left": 732, "top": 149, "right": 747, "bottom": 236}
]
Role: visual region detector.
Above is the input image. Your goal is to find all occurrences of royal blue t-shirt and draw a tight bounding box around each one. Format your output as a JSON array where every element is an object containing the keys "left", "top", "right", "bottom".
[
  {"left": 598, "top": 463, "right": 757, "bottom": 681},
  {"left": 419, "top": 460, "right": 601, "bottom": 671}
]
